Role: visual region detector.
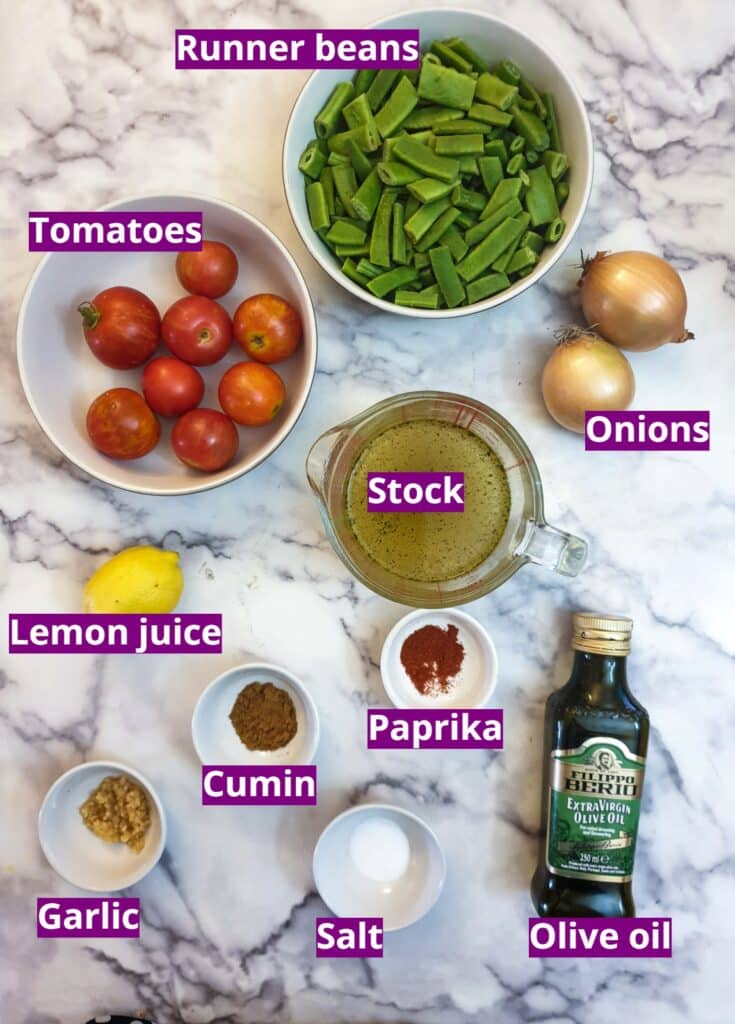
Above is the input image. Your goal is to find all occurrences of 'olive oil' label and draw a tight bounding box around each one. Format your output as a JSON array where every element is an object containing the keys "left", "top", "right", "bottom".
[{"left": 546, "top": 737, "right": 645, "bottom": 884}]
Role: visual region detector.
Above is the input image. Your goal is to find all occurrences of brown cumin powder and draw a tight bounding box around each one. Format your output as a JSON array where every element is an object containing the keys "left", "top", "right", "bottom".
[{"left": 229, "top": 681, "right": 298, "bottom": 751}]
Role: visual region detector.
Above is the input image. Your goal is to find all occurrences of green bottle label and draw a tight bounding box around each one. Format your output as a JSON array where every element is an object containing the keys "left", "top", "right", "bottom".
[{"left": 546, "top": 736, "right": 645, "bottom": 883}]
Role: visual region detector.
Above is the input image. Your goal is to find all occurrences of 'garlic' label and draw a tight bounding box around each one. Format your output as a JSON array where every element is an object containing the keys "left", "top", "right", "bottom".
[{"left": 37, "top": 898, "right": 140, "bottom": 938}]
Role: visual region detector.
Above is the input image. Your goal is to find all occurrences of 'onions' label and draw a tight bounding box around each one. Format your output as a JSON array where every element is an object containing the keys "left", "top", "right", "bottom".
[
  {"left": 316, "top": 917, "right": 384, "bottom": 957},
  {"left": 367, "top": 709, "right": 503, "bottom": 750},
  {"left": 367, "top": 472, "right": 465, "bottom": 512},
  {"left": 8, "top": 613, "right": 222, "bottom": 654},
  {"left": 28, "top": 211, "right": 203, "bottom": 252},
  {"left": 584, "top": 411, "right": 710, "bottom": 451},
  {"left": 528, "top": 917, "right": 672, "bottom": 958},
  {"left": 37, "top": 898, "right": 140, "bottom": 938}
]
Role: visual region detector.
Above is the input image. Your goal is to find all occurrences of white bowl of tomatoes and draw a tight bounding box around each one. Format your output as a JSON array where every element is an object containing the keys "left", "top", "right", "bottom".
[{"left": 17, "top": 194, "right": 317, "bottom": 495}]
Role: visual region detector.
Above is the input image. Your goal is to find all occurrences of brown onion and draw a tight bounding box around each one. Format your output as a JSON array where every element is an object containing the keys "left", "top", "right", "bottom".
[
  {"left": 579, "top": 250, "right": 693, "bottom": 352},
  {"left": 542, "top": 328, "right": 635, "bottom": 434}
]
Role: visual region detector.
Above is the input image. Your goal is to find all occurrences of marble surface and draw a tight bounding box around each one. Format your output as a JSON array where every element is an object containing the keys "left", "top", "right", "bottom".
[{"left": 1, "top": 1, "right": 734, "bottom": 1022}]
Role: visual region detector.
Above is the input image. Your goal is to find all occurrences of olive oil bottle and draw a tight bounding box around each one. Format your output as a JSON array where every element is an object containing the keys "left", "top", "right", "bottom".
[{"left": 531, "top": 613, "right": 649, "bottom": 917}]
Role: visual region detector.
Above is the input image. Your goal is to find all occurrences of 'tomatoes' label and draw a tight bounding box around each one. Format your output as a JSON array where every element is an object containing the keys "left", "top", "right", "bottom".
[{"left": 28, "top": 211, "right": 202, "bottom": 252}]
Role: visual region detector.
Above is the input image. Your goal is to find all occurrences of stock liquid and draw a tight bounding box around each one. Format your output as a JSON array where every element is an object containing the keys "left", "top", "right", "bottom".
[{"left": 345, "top": 418, "right": 510, "bottom": 583}]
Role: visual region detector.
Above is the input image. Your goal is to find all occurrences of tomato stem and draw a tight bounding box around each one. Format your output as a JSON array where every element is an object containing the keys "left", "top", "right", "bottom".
[{"left": 78, "top": 301, "right": 101, "bottom": 330}]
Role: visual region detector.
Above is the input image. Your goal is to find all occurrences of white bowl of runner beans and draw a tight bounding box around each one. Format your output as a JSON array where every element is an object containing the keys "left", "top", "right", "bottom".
[{"left": 283, "top": 9, "right": 593, "bottom": 317}]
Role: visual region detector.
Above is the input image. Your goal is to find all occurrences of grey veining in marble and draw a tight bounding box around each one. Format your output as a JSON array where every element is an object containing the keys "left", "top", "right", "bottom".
[{"left": 1, "top": 1, "right": 734, "bottom": 1022}]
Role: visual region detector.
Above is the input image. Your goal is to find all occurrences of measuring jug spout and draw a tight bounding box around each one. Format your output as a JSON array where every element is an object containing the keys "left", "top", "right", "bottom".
[
  {"left": 306, "top": 426, "right": 342, "bottom": 501},
  {"left": 522, "top": 521, "right": 588, "bottom": 577}
]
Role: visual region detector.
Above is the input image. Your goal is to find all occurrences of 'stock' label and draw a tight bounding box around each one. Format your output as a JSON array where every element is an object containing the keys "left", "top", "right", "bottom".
[
  {"left": 528, "top": 917, "right": 672, "bottom": 958},
  {"left": 28, "top": 211, "right": 203, "bottom": 252},
  {"left": 315, "top": 917, "right": 384, "bottom": 957},
  {"left": 367, "top": 472, "right": 464, "bottom": 512},
  {"left": 37, "top": 898, "right": 140, "bottom": 938}
]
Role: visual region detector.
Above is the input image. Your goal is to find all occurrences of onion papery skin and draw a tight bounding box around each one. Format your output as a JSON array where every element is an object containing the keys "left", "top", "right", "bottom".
[
  {"left": 579, "top": 250, "right": 693, "bottom": 352},
  {"left": 542, "top": 330, "right": 636, "bottom": 434}
]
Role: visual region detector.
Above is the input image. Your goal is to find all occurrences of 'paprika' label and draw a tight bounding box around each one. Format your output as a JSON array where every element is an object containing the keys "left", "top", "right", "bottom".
[{"left": 546, "top": 737, "right": 646, "bottom": 883}]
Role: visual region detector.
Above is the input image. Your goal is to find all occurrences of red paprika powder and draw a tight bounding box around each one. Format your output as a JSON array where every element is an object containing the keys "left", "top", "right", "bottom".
[{"left": 399, "top": 623, "right": 465, "bottom": 696}]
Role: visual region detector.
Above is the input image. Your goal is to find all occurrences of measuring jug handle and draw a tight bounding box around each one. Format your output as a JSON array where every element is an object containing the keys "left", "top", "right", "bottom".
[
  {"left": 522, "top": 521, "right": 588, "bottom": 577},
  {"left": 306, "top": 427, "right": 342, "bottom": 499}
]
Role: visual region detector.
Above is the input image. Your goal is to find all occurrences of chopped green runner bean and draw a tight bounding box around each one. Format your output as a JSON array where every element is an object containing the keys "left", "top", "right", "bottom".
[
  {"left": 407, "top": 176, "right": 458, "bottom": 203},
  {"left": 452, "top": 185, "right": 486, "bottom": 212},
  {"left": 491, "top": 212, "right": 530, "bottom": 272},
  {"left": 444, "top": 38, "right": 488, "bottom": 74},
  {"left": 506, "top": 245, "right": 539, "bottom": 274},
  {"left": 299, "top": 139, "right": 327, "bottom": 179},
  {"left": 306, "top": 181, "right": 330, "bottom": 232},
  {"left": 468, "top": 102, "right": 513, "bottom": 127},
  {"left": 544, "top": 91, "right": 562, "bottom": 151},
  {"left": 342, "top": 257, "right": 370, "bottom": 286},
  {"left": 520, "top": 229, "right": 545, "bottom": 254},
  {"left": 434, "top": 133, "right": 484, "bottom": 157},
  {"left": 353, "top": 69, "right": 378, "bottom": 96},
  {"left": 474, "top": 72, "right": 518, "bottom": 109},
  {"left": 367, "top": 265, "right": 419, "bottom": 297},
  {"left": 325, "top": 219, "right": 366, "bottom": 246},
  {"left": 429, "top": 245, "right": 465, "bottom": 307},
  {"left": 484, "top": 138, "right": 509, "bottom": 164},
  {"left": 346, "top": 137, "right": 373, "bottom": 181},
  {"left": 442, "top": 223, "right": 469, "bottom": 262},
  {"left": 457, "top": 216, "right": 525, "bottom": 281},
  {"left": 524, "top": 165, "right": 560, "bottom": 226},
  {"left": 315, "top": 81, "right": 355, "bottom": 138},
  {"left": 395, "top": 283, "right": 442, "bottom": 308},
  {"left": 478, "top": 155, "right": 503, "bottom": 194},
  {"left": 392, "top": 201, "right": 408, "bottom": 264},
  {"left": 366, "top": 70, "right": 400, "bottom": 112},
  {"left": 355, "top": 258, "right": 383, "bottom": 279},
  {"left": 545, "top": 217, "right": 565, "bottom": 242},
  {"left": 402, "top": 105, "right": 464, "bottom": 130},
  {"left": 466, "top": 271, "right": 511, "bottom": 303},
  {"left": 479, "top": 177, "right": 523, "bottom": 220},
  {"left": 377, "top": 161, "right": 422, "bottom": 186},
  {"left": 555, "top": 180, "right": 570, "bottom": 204},
  {"left": 512, "top": 107, "right": 550, "bottom": 150},
  {"left": 430, "top": 40, "right": 473, "bottom": 73},
  {"left": 393, "top": 135, "right": 460, "bottom": 182},
  {"left": 417, "top": 59, "right": 475, "bottom": 110},
  {"left": 319, "top": 166, "right": 335, "bottom": 217},
  {"left": 415, "top": 206, "right": 461, "bottom": 252},
  {"left": 493, "top": 60, "right": 522, "bottom": 87},
  {"left": 543, "top": 150, "right": 568, "bottom": 181},
  {"left": 465, "top": 197, "right": 523, "bottom": 245},
  {"left": 506, "top": 152, "right": 526, "bottom": 176},
  {"left": 433, "top": 119, "right": 495, "bottom": 135},
  {"left": 369, "top": 188, "right": 398, "bottom": 267},
  {"left": 332, "top": 163, "right": 359, "bottom": 218},
  {"left": 404, "top": 196, "right": 452, "bottom": 243},
  {"left": 374, "top": 76, "right": 419, "bottom": 137},
  {"left": 351, "top": 167, "right": 383, "bottom": 221}
]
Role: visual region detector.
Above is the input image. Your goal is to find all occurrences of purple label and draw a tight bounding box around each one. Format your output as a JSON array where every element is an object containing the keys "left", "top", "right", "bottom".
[
  {"left": 175, "top": 30, "right": 420, "bottom": 69},
  {"left": 37, "top": 898, "right": 140, "bottom": 938},
  {"left": 202, "top": 765, "right": 317, "bottom": 805},
  {"left": 585, "top": 411, "right": 710, "bottom": 450},
  {"left": 528, "top": 917, "right": 672, "bottom": 958},
  {"left": 316, "top": 917, "right": 384, "bottom": 957},
  {"left": 366, "top": 472, "right": 464, "bottom": 512},
  {"left": 8, "top": 614, "right": 222, "bottom": 654},
  {"left": 28, "top": 211, "right": 203, "bottom": 252},
  {"left": 367, "top": 709, "right": 503, "bottom": 750}
]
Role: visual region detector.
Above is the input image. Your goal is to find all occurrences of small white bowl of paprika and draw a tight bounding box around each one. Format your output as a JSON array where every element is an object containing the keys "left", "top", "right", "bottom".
[{"left": 380, "top": 607, "right": 498, "bottom": 709}]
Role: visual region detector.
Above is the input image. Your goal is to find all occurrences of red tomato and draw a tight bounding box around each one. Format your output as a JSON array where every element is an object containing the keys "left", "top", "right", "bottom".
[
  {"left": 233, "top": 293, "right": 303, "bottom": 364},
  {"left": 86, "top": 388, "right": 160, "bottom": 460},
  {"left": 218, "top": 362, "right": 286, "bottom": 427},
  {"left": 171, "top": 408, "right": 239, "bottom": 472},
  {"left": 78, "top": 286, "right": 160, "bottom": 369},
  {"left": 176, "top": 240, "right": 239, "bottom": 299},
  {"left": 162, "top": 296, "right": 233, "bottom": 365},
  {"left": 142, "top": 357, "right": 205, "bottom": 417}
]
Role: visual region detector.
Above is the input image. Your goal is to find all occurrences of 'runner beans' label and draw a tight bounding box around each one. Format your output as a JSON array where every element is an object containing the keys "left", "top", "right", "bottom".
[
  {"left": 28, "top": 211, "right": 202, "bottom": 252},
  {"left": 202, "top": 765, "right": 317, "bottom": 805},
  {"left": 37, "top": 898, "right": 140, "bottom": 938},
  {"left": 9, "top": 614, "right": 222, "bottom": 654},
  {"left": 528, "top": 917, "right": 672, "bottom": 958},
  {"left": 367, "top": 472, "right": 465, "bottom": 512},
  {"left": 315, "top": 917, "right": 384, "bottom": 957},
  {"left": 175, "top": 30, "right": 420, "bottom": 70},
  {"left": 367, "top": 709, "right": 503, "bottom": 750}
]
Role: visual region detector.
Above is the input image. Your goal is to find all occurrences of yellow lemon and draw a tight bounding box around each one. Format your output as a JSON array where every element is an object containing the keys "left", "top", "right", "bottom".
[{"left": 83, "top": 546, "right": 184, "bottom": 614}]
